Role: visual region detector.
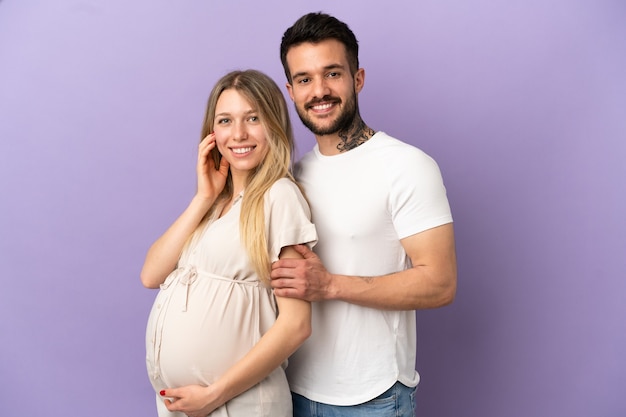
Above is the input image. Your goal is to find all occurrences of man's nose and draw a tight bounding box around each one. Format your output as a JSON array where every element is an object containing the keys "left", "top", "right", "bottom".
[{"left": 312, "top": 77, "right": 331, "bottom": 99}]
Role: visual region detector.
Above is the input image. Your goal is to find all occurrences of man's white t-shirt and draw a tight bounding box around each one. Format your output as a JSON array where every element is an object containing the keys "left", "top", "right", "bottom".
[{"left": 286, "top": 132, "right": 453, "bottom": 405}]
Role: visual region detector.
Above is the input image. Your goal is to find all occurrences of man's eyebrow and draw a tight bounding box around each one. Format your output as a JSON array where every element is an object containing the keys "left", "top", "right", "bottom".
[{"left": 291, "top": 63, "right": 346, "bottom": 79}]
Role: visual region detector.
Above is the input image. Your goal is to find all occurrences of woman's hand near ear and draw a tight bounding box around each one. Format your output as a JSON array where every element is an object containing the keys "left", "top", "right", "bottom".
[{"left": 196, "top": 133, "right": 229, "bottom": 201}]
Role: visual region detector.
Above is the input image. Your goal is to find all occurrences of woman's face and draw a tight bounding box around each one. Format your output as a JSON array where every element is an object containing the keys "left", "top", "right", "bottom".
[{"left": 213, "top": 89, "right": 270, "bottom": 179}]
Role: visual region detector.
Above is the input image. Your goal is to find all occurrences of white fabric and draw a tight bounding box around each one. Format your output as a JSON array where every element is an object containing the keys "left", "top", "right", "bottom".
[
  {"left": 145, "top": 178, "right": 317, "bottom": 416},
  {"left": 286, "top": 132, "right": 453, "bottom": 405}
]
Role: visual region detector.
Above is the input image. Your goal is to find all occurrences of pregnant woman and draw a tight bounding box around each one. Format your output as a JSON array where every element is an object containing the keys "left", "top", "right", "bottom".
[{"left": 141, "top": 69, "right": 317, "bottom": 417}]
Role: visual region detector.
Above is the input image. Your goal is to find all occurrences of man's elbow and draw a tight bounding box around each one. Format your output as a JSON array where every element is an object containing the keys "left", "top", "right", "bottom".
[
  {"left": 425, "top": 269, "right": 456, "bottom": 308},
  {"left": 439, "top": 284, "right": 456, "bottom": 306},
  {"left": 437, "top": 273, "right": 457, "bottom": 307}
]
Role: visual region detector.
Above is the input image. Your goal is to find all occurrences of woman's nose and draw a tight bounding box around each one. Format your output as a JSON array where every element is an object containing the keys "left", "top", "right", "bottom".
[{"left": 233, "top": 122, "right": 247, "bottom": 140}]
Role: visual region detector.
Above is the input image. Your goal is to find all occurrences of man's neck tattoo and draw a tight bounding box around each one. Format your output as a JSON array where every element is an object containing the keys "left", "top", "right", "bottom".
[{"left": 337, "top": 117, "right": 375, "bottom": 153}]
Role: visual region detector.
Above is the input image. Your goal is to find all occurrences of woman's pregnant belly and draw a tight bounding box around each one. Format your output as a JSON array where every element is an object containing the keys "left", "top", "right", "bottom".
[{"left": 146, "top": 267, "right": 273, "bottom": 391}]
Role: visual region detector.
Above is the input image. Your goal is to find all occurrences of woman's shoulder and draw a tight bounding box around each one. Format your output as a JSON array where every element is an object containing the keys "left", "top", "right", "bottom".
[
  {"left": 269, "top": 177, "right": 299, "bottom": 192},
  {"left": 266, "top": 177, "right": 307, "bottom": 204}
]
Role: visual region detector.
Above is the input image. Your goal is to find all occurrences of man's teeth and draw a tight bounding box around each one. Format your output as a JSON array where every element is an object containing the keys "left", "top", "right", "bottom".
[
  {"left": 312, "top": 103, "right": 333, "bottom": 110},
  {"left": 232, "top": 147, "right": 253, "bottom": 154}
]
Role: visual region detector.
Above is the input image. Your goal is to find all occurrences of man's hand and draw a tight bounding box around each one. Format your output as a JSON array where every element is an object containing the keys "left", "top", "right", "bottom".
[
  {"left": 160, "top": 385, "right": 221, "bottom": 417},
  {"left": 270, "top": 245, "right": 333, "bottom": 302}
]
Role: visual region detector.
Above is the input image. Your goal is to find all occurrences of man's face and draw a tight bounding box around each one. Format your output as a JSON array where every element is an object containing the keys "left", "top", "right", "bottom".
[{"left": 285, "top": 39, "right": 364, "bottom": 136}]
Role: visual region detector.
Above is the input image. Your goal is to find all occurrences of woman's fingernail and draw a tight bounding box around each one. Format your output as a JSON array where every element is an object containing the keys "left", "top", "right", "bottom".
[{"left": 160, "top": 390, "right": 166, "bottom": 396}]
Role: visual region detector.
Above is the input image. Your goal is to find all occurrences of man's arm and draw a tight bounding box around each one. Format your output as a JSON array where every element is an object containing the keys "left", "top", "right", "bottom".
[{"left": 270, "top": 223, "right": 457, "bottom": 310}]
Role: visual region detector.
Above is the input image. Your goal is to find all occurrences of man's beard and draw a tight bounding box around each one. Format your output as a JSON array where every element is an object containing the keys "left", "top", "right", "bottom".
[{"left": 295, "top": 91, "right": 357, "bottom": 136}]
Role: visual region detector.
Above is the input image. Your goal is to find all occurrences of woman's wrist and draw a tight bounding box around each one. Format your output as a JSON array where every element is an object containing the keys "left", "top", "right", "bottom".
[
  {"left": 190, "top": 194, "right": 215, "bottom": 211},
  {"left": 204, "top": 381, "right": 228, "bottom": 411}
]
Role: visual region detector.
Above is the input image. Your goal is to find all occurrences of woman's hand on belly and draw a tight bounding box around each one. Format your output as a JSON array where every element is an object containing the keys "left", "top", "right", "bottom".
[{"left": 161, "top": 384, "right": 224, "bottom": 417}]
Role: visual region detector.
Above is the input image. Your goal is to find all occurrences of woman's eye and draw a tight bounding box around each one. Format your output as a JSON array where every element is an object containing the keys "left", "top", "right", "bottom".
[
  {"left": 248, "top": 116, "right": 259, "bottom": 122},
  {"left": 217, "top": 118, "right": 230, "bottom": 124}
]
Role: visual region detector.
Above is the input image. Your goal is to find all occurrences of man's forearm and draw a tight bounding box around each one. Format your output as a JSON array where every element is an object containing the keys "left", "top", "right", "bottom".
[{"left": 329, "top": 266, "right": 456, "bottom": 310}]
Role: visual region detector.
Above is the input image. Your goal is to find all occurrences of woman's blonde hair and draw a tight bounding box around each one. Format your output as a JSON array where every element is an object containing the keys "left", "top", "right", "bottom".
[{"left": 199, "top": 69, "right": 297, "bottom": 284}]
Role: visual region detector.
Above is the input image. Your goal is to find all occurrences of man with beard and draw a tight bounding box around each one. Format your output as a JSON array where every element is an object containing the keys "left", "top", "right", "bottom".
[{"left": 270, "top": 12, "right": 457, "bottom": 417}]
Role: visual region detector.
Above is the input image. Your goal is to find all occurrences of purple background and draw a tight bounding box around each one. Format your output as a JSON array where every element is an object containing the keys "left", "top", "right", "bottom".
[{"left": 1, "top": 1, "right": 624, "bottom": 416}]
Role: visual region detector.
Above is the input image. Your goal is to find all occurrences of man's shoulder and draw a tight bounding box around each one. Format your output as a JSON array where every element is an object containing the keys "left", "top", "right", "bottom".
[
  {"left": 293, "top": 150, "right": 317, "bottom": 177},
  {"left": 296, "top": 148, "right": 317, "bottom": 163},
  {"left": 372, "top": 132, "right": 435, "bottom": 164}
]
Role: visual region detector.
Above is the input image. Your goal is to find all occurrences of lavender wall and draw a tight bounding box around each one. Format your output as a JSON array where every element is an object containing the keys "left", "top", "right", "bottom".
[{"left": 1, "top": 1, "right": 624, "bottom": 416}]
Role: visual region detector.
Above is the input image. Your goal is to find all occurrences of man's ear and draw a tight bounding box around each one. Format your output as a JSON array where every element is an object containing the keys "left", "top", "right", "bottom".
[
  {"left": 354, "top": 68, "right": 365, "bottom": 93},
  {"left": 286, "top": 82, "right": 295, "bottom": 101}
]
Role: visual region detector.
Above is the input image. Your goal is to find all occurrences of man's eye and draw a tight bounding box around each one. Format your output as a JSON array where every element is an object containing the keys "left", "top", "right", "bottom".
[
  {"left": 328, "top": 72, "right": 339, "bottom": 78},
  {"left": 298, "top": 78, "right": 310, "bottom": 84}
]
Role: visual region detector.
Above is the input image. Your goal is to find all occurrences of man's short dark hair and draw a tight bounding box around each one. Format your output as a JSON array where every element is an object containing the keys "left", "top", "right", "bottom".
[{"left": 280, "top": 12, "right": 360, "bottom": 84}]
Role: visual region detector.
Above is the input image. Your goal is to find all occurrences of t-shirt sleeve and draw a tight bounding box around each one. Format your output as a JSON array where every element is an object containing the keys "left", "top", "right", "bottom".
[
  {"left": 265, "top": 178, "right": 318, "bottom": 262},
  {"left": 391, "top": 148, "right": 453, "bottom": 239}
]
